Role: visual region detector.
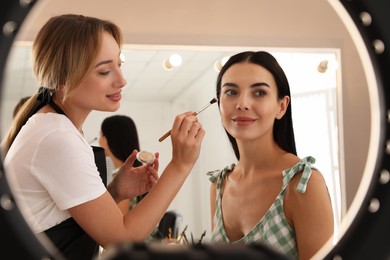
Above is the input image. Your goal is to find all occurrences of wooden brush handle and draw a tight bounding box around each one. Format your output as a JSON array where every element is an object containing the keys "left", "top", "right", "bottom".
[
  {"left": 158, "top": 130, "right": 172, "bottom": 142},
  {"left": 158, "top": 111, "right": 198, "bottom": 142}
]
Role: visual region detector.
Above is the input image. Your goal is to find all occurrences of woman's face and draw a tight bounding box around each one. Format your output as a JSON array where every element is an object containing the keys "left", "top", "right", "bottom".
[
  {"left": 219, "top": 62, "right": 288, "bottom": 142},
  {"left": 70, "top": 32, "right": 127, "bottom": 113}
]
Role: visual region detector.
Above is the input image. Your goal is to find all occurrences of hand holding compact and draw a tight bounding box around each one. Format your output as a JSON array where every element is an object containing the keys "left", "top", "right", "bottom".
[{"left": 109, "top": 150, "right": 159, "bottom": 201}]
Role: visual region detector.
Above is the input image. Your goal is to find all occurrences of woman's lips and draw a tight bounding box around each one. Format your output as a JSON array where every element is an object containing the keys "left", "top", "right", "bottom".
[
  {"left": 232, "top": 116, "right": 256, "bottom": 126},
  {"left": 107, "top": 92, "right": 121, "bottom": 102}
]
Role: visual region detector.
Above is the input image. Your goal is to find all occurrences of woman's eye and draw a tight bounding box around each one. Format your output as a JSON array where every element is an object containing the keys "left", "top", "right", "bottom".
[
  {"left": 255, "top": 90, "right": 266, "bottom": 96},
  {"left": 225, "top": 89, "right": 236, "bottom": 96},
  {"left": 99, "top": 71, "right": 110, "bottom": 76}
]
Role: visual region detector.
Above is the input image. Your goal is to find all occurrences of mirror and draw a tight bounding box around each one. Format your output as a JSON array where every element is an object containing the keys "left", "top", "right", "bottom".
[
  {"left": 2, "top": 42, "right": 344, "bottom": 236},
  {"left": 1, "top": 0, "right": 387, "bottom": 258}
]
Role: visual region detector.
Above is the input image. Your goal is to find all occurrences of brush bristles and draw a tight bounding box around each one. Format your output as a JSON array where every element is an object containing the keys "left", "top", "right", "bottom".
[{"left": 210, "top": 97, "right": 218, "bottom": 104}]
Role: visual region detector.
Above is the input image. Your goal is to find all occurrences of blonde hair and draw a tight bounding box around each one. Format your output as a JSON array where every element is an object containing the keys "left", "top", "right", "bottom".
[{"left": 1, "top": 14, "right": 123, "bottom": 154}]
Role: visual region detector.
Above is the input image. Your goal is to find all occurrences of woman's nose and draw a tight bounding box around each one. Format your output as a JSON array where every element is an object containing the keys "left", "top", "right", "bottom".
[
  {"left": 236, "top": 96, "right": 249, "bottom": 110},
  {"left": 116, "top": 70, "right": 127, "bottom": 88}
]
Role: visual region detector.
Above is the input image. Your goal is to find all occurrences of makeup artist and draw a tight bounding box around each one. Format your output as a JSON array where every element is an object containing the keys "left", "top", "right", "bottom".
[
  {"left": 1, "top": 14, "right": 204, "bottom": 260},
  {"left": 208, "top": 51, "right": 334, "bottom": 260}
]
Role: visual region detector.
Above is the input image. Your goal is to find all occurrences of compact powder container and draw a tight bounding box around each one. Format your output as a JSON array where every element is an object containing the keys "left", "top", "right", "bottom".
[{"left": 136, "top": 150, "right": 155, "bottom": 164}]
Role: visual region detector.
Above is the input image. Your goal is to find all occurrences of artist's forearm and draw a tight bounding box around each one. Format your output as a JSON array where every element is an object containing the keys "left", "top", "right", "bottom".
[{"left": 107, "top": 180, "right": 122, "bottom": 204}]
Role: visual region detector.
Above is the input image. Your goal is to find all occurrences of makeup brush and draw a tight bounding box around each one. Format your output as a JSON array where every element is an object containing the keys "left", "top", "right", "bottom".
[
  {"left": 176, "top": 225, "right": 188, "bottom": 243},
  {"left": 158, "top": 97, "right": 218, "bottom": 142}
]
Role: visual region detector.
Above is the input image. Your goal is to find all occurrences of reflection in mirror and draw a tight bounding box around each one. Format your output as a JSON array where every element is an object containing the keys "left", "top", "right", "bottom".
[
  {"left": 0, "top": 41, "right": 344, "bottom": 253},
  {"left": 0, "top": 0, "right": 372, "bottom": 258}
]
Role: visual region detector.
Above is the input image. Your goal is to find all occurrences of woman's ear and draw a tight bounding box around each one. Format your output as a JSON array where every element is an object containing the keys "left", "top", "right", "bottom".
[{"left": 276, "top": 96, "right": 290, "bottom": 120}]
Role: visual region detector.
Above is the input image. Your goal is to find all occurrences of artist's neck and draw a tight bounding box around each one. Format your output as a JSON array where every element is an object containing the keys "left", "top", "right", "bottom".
[{"left": 52, "top": 95, "right": 89, "bottom": 135}]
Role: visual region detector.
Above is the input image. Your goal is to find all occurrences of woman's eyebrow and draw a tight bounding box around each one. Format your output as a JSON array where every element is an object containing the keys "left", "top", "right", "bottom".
[
  {"left": 222, "top": 82, "right": 270, "bottom": 88},
  {"left": 252, "top": 82, "right": 270, "bottom": 88},
  {"left": 95, "top": 59, "right": 113, "bottom": 67},
  {"left": 222, "top": 82, "right": 238, "bottom": 88}
]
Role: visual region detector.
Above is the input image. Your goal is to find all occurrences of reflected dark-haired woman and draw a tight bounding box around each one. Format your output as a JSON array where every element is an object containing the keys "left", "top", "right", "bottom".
[
  {"left": 208, "top": 51, "right": 334, "bottom": 260},
  {"left": 99, "top": 115, "right": 160, "bottom": 242},
  {"left": 99, "top": 115, "right": 143, "bottom": 212}
]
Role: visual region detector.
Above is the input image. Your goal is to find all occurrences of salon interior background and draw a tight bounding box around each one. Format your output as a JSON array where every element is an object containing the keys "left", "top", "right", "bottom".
[{"left": 0, "top": 0, "right": 370, "bottom": 242}]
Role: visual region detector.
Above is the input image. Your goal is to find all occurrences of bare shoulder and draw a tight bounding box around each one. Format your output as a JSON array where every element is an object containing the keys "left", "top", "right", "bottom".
[
  {"left": 285, "top": 168, "right": 331, "bottom": 225},
  {"left": 307, "top": 168, "right": 327, "bottom": 187},
  {"left": 287, "top": 168, "right": 334, "bottom": 259},
  {"left": 288, "top": 168, "right": 328, "bottom": 197}
]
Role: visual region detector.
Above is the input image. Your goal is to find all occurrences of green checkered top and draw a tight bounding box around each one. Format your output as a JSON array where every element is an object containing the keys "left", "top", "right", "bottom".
[{"left": 207, "top": 156, "right": 316, "bottom": 259}]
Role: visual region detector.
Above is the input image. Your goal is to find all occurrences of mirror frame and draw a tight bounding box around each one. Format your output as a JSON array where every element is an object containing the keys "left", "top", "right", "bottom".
[{"left": 0, "top": 0, "right": 389, "bottom": 259}]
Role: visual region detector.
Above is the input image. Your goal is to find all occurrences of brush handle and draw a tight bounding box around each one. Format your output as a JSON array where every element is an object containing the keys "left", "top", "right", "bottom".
[
  {"left": 158, "top": 130, "right": 172, "bottom": 142},
  {"left": 158, "top": 111, "right": 197, "bottom": 142}
]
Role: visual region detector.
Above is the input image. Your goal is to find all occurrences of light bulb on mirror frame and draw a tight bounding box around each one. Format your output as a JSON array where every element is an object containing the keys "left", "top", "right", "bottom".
[
  {"left": 213, "top": 56, "right": 230, "bottom": 72},
  {"left": 119, "top": 52, "right": 126, "bottom": 63},
  {"left": 162, "top": 53, "right": 182, "bottom": 71},
  {"left": 317, "top": 59, "right": 339, "bottom": 73}
]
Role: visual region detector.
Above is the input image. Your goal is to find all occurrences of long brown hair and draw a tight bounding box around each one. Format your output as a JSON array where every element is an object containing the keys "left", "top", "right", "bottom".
[{"left": 1, "top": 14, "right": 123, "bottom": 154}]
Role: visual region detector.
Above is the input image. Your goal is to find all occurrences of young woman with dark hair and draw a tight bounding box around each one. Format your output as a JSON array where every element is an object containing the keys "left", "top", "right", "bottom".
[
  {"left": 208, "top": 51, "right": 333, "bottom": 260},
  {"left": 99, "top": 115, "right": 143, "bottom": 212}
]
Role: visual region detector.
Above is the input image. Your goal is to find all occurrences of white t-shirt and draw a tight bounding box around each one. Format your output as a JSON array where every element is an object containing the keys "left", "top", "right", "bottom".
[{"left": 4, "top": 113, "right": 106, "bottom": 233}]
